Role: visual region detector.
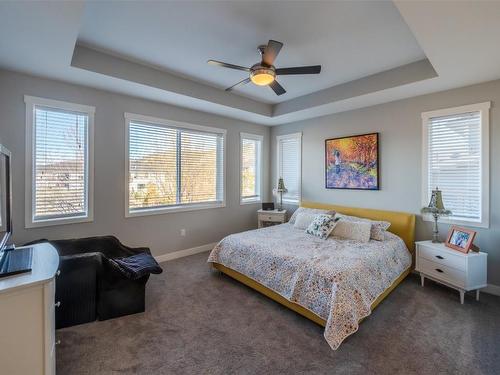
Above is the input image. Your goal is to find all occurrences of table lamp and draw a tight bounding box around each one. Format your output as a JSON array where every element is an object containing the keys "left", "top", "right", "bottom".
[
  {"left": 273, "top": 178, "right": 287, "bottom": 211},
  {"left": 421, "top": 187, "right": 452, "bottom": 243}
]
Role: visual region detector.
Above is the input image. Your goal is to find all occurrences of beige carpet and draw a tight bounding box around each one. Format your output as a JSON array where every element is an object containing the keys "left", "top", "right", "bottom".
[{"left": 56, "top": 251, "right": 500, "bottom": 375}]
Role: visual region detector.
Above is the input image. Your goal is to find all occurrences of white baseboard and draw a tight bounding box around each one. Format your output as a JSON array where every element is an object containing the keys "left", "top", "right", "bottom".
[
  {"left": 154, "top": 242, "right": 218, "bottom": 263},
  {"left": 483, "top": 284, "right": 500, "bottom": 296}
]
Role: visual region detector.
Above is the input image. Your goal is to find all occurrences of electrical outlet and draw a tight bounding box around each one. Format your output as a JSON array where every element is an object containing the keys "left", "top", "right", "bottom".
[{"left": 180, "top": 229, "right": 186, "bottom": 237}]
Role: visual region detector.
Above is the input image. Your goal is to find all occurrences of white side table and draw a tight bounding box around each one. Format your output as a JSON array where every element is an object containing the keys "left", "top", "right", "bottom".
[
  {"left": 415, "top": 240, "right": 487, "bottom": 304},
  {"left": 257, "top": 209, "right": 287, "bottom": 228}
]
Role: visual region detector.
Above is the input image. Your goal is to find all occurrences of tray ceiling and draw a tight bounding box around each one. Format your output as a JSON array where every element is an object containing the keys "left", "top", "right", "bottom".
[{"left": 78, "top": 1, "right": 425, "bottom": 104}]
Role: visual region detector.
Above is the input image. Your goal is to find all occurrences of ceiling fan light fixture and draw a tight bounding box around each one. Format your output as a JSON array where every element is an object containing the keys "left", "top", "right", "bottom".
[
  {"left": 209, "top": 40, "right": 321, "bottom": 95},
  {"left": 250, "top": 67, "right": 275, "bottom": 86}
]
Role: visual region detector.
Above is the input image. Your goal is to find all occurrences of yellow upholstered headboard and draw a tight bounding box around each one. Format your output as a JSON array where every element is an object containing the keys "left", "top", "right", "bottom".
[{"left": 300, "top": 201, "right": 416, "bottom": 252}]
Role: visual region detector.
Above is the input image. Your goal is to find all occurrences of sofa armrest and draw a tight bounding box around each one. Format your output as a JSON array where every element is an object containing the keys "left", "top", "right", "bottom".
[
  {"left": 59, "top": 252, "right": 101, "bottom": 274},
  {"left": 56, "top": 252, "right": 100, "bottom": 328}
]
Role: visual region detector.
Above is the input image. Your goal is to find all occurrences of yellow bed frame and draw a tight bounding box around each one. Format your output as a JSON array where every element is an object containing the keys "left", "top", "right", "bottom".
[{"left": 212, "top": 201, "right": 416, "bottom": 327}]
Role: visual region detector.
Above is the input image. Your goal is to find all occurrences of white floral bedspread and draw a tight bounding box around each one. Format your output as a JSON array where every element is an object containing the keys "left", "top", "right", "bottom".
[{"left": 207, "top": 223, "right": 411, "bottom": 350}]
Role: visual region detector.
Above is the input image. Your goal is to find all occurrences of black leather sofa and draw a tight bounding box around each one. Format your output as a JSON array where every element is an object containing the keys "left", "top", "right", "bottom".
[{"left": 27, "top": 236, "right": 152, "bottom": 328}]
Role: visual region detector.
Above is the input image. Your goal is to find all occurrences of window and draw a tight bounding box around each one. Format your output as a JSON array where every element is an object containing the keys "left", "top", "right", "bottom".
[
  {"left": 276, "top": 132, "right": 302, "bottom": 204},
  {"left": 422, "top": 102, "right": 490, "bottom": 228},
  {"left": 240, "top": 133, "right": 263, "bottom": 204},
  {"left": 125, "top": 113, "right": 225, "bottom": 216},
  {"left": 25, "top": 96, "right": 94, "bottom": 227}
]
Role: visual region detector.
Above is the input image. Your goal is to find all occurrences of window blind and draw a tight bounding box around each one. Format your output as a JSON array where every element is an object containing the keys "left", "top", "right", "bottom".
[
  {"left": 427, "top": 111, "right": 482, "bottom": 221},
  {"left": 129, "top": 122, "right": 177, "bottom": 210},
  {"left": 277, "top": 134, "right": 301, "bottom": 203},
  {"left": 180, "top": 130, "right": 223, "bottom": 204},
  {"left": 128, "top": 120, "right": 224, "bottom": 212},
  {"left": 33, "top": 106, "right": 89, "bottom": 220},
  {"left": 241, "top": 136, "right": 261, "bottom": 201}
]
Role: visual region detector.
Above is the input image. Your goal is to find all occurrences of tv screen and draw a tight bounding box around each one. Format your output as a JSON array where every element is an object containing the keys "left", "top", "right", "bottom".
[{"left": 0, "top": 145, "right": 12, "bottom": 250}]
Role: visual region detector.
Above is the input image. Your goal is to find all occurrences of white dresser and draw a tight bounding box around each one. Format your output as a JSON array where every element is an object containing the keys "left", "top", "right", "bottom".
[
  {"left": 0, "top": 243, "right": 59, "bottom": 375},
  {"left": 415, "top": 240, "right": 487, "bottom": 304}
]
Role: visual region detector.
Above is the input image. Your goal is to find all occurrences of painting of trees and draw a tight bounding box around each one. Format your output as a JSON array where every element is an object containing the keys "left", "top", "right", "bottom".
[{"left": 325, "top": 133, "right": 379, "bottom": 190}]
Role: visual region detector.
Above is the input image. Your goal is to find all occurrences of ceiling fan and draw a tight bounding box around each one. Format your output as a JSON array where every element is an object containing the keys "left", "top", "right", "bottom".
[{"left": 207, "top": 40, "right": 321, "bottom": 96}]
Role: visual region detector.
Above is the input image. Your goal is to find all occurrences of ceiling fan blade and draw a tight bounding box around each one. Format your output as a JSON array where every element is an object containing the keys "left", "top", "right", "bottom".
[
  {"left": 225, "top": 77, "right": 251, "bottom": 92},
  {"left": 208, "top": 60, "right": 250, "bottom": 72},
  {"left": 262, "top": 40, "right": 283, "bottom": 66},
  {"left": 276, "top": 65, "right": 322, "bottom": 75},
  {"left": 269, "top": 80, "right": 286, "bottom": 96}
]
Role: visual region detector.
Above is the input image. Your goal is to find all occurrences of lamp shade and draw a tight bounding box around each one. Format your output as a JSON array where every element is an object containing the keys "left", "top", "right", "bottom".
[
  {"left": 428, "top": 188, "right": 445, "bottom": 210},
  {"left": 277, "top": 178, "right": 287, "bottom": 192},
  {"left": 422, "top": 187, "right": 452, "bottom": 216}
]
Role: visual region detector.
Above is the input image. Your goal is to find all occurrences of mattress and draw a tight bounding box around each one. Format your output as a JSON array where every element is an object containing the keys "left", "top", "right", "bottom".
[{"left": 208, "top": 223, "right": 411, "bottom": 349}]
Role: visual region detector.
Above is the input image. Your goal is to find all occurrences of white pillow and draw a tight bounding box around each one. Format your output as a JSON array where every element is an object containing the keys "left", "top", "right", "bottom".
[
  {"left": 332, "top": 220, "right": 372, "bottom": 243},
  {"left": 335, "top": 213, "right": 390, "bottom": 241},
  {"left": 305, "top": 214, "right": 338, "bottom": 240},
  {"left": 289, "top": 207, "right": 336, "bottom": 224},
  {"left": 293, "top": 212, "right": 320, "bottom": 230}
]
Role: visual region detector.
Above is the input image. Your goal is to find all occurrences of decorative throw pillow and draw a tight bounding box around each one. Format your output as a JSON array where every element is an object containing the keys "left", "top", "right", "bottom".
[
  {"left": 289, "top": 207, "right": 336, "bottom": 224},
  {"left": 293, "top": 212, "right": 321, "bottom": 230},
  {"left": 331, "top": 219, "right": 372, "bottom": 243},
  {"left": 305, "top": 214, "right": 339, "bottom": 240},
  {"left": 335, "top": 213, "right": 390, "bottom": 241}
]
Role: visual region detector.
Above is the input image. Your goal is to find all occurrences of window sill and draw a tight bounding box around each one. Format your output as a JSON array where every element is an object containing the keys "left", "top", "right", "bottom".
[
  {"left": 26, "top": 215, "right": 93, "bottom": 228},
  {"left": 126, "top": 202, "right": 226, "bottom": 218},
  {"left": 422, "top": 215, "right": 489, "bottom": 229},
  {"left": 240, "top": 198, "right": 262, "bottom": 206}
]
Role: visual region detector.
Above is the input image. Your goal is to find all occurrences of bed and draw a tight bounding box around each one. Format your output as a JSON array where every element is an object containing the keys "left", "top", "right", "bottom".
[{"left": 208, "top": 201, "right": 415, "bottom": 349}]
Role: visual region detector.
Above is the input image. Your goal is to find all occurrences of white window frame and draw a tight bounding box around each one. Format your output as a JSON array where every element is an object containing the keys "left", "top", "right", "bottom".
[
  {"left": 24, "top": 95, "right": 95, "bottom": 228},
  {"left": 421, "top": 102, "right": 490, "bottom": 228},
  {"left": 124, "top": 112, "right": 226, "bottom": 217},
  {"left": 240, "top": 132, "right": 263, "bottom": 205},
  {"left": 276, "top": 132, "right": 302, "bottom": 204}
]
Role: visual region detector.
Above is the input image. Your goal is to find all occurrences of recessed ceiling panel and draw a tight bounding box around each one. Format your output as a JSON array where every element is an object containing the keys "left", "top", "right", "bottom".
[{"left": 78, "top": 1, "right": 425, "bottom": 104}]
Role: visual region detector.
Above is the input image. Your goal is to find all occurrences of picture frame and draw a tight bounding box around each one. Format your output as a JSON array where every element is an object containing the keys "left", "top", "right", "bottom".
[
  {"left": 325, "top": 132, "right": 379, "bottom": 190},
  {"left": 445, "top": 226, "right": 477, "bottom": 253}
]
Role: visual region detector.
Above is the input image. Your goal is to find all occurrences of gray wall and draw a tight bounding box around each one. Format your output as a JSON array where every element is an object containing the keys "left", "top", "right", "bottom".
[
  {"left": 270, "top": 79, "right": 500, "bottom": 286},
  {"left": 1, "top": 68, "right": 498, "bottom": 285},
  {"left": 0, "top": 70, "right": 270, "bottom": 256}
]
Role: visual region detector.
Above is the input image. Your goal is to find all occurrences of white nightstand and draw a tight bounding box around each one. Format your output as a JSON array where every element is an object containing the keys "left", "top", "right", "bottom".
[
  {"left": 257, "top": 209, "right": 287, "bottom": 228},
  {"left": 415, "top": 240, "right": 487, "bottom": 304}
]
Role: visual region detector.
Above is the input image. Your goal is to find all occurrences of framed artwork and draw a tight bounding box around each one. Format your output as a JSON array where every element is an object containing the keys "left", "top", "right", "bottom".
[
  {"left": 445, "top": 226, "right": 476, "bottom": 253},
  {"left": 325, "top": 132, "right": 379, "bottom": 190}
]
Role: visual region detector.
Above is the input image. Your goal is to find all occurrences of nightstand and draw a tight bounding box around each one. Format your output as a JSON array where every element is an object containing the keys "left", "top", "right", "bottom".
[
  {"left": 257, "top": 209, "right": 287, "bottom": 228},
  {"left": 415, "top": 240, "right": 487, "bottom": 304}
]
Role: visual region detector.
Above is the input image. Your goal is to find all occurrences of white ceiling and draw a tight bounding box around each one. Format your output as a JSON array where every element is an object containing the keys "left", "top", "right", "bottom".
[
  {"left": 78, "top": 0, "right": 425, "bottom": 104},
  {"left": 0, "top": 1, "right": 499, "bottom": 126}
]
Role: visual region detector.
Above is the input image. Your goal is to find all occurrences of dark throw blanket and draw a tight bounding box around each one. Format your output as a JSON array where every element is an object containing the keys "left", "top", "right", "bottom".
[{"left": 109, "top": 253, "right": 163, "bottom": 280}]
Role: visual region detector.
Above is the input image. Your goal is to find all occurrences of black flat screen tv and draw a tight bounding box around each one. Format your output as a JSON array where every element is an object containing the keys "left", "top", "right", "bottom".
[{"left": 0, "top": 145, "right": 32, "bottom": 279}]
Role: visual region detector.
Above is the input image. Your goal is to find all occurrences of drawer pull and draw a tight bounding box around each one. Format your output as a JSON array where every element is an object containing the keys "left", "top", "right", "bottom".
[
  {"left": 435, "top": 268, "right": 444, "bottom": 273},
  {"left": 55, "top": 301, "right": 61, "bottom": 308},
  {"left": 435, "top": 255, "right": 444, "bottom": 260},
  {"left": 55, "top": 340, "right": 61, "bottom": 346}
]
